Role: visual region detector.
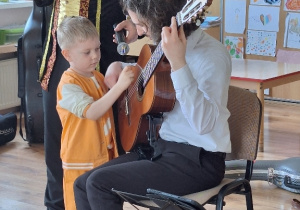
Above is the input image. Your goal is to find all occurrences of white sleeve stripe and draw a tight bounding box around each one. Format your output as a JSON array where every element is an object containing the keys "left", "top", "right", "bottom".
[
  {"left": 103, "top": 117, "right": 111, "bottom": 136},
  {"left": 62, "top": 162, "right": 94, "bottom": 169},
  {"left": 59, "top": 84, "right": 94, "bottom": 118},
  {"left": 62, "top": 162, "right": 93, "bottom": 166},
  {"left": 62, "top": 166, "right": 94, "bottom": 170}
]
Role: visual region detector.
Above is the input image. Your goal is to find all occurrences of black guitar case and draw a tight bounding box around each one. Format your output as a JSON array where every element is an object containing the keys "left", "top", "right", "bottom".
[
  {"left": 0, "top": 112, "right": 17, "bottom": 146},
  {"left": 17, "top": 2, "right": 44, "bottom": 144},
  {"left": 225, "top": 157, "right": 300, "bottom": 194}
]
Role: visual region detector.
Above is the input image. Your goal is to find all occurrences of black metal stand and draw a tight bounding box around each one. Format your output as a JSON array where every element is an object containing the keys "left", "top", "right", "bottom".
[
  {"left": 112, "top": 188, "right": 202, "bottom": 210},
  {"left": 146, "top": 113, "right": 163, "bottom": 147}
]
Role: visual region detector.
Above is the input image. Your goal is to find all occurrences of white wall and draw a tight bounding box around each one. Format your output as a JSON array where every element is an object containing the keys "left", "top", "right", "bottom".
[{"left": 0, "top": 1, "right": 33, "bottom": 27}]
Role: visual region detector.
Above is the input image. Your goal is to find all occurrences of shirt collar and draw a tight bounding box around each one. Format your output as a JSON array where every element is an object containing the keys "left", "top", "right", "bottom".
[{"left": 186, "top": 27, "right": 204, "bottom": 52}]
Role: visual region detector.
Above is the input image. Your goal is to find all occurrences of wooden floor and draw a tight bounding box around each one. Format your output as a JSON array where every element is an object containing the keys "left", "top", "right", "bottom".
[{"left": 0, "top": 100, "right": 300, "bottom": 210}]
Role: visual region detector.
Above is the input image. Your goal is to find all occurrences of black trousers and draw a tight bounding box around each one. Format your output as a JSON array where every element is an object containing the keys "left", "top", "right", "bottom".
[
  {"left": 74, "top": 139, "right": 226, "bottom": 210},
  {"left": 41, "top": 1, "right": 125, "bottom": 209},
  {"left": 43, "top": 52, "right": 66, "bottom": 210}
]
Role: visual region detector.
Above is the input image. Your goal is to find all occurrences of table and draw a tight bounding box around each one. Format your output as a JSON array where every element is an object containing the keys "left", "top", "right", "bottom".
[
  {"left": 230, "top": 59, "right": 300, "bottom": 152},
  {"left": 0, "top": 43, "right": 17, "bottom": 54}
]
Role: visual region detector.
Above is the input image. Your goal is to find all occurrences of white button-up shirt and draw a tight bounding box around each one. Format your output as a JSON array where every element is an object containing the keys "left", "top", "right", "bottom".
[{"left": 159, "top": 28, "right": 232, "bottom": 153}]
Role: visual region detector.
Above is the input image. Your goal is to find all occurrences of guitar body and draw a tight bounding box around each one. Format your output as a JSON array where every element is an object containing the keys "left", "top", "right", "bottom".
[{"left": 118, "top": 44, "right": 176, "bottom": 152}]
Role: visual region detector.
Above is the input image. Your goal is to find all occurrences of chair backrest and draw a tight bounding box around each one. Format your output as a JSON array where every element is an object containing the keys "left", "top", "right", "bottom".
[{"left": 226, "top": 86, "right": 262, "bottom": 161}]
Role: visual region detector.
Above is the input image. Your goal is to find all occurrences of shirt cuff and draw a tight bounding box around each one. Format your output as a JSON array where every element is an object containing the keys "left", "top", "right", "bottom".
[{"left": 121, "top": 62, "right": 136, "bottom": 69}]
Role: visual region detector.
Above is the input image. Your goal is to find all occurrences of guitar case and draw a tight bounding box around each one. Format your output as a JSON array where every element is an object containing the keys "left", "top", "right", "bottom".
[
  {"left": 0, "top": 112, "right": 17, "bottom": 146},
  {"left": 225, "top": 157, "right": 300, "bottom": 194},
  {"left": 17, "top": 2, "right": 44, "bottom": 144}
]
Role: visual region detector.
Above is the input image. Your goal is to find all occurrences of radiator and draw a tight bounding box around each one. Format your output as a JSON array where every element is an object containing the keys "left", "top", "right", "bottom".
[{"left": 0, "top": 58, "right": 21, "bottom": 110}]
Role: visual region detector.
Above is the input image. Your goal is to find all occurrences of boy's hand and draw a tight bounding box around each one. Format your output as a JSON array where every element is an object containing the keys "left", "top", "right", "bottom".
[{"left": 116, "top": 66, "right": 135, "bottom": 91}]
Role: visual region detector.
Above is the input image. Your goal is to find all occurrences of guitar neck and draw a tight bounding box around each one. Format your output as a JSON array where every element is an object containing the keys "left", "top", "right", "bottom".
[
  {"left": 142, "top": 42, "right": 164, "bottom": 87},
  {"left": 141, "top": 16, "right": 181, "bottom": 87}
]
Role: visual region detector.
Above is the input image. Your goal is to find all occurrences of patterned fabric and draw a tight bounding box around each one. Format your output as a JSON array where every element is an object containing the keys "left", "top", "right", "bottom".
[
  {"left": 39, "top": 0, "right": 102, "bottom": 91},
  {"left": 40, "top": 0, "right": 60, "bottom": 90}
]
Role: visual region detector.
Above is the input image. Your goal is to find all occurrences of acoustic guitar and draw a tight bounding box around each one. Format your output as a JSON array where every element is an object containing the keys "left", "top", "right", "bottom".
[{"left": 118, "top": 0, "right": 212, "bottom": 152}]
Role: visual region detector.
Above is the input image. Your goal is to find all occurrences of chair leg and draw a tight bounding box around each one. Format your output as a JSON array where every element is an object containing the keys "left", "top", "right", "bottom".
[
  {"left": 216, "top": 195, "right": 224, "bottom": 210},
  {"left": 215, "top": 180, "right": 254, "bottom": 210},
  {"left": 216, "top": 200, "right": 224, "bottom": 210},
  {"left": 244, "top": 183, "right": 254, "bottom": 210}
]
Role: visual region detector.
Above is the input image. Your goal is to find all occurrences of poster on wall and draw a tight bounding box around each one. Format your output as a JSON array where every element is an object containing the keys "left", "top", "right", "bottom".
[
  {"left": 224, "top": 36, "right": 244, "bottom": 58},
  {"left": 248, "top": 5, "right": 280, "bottom": 32},
  {"left": 246, "top": 30, "right": 277, "bottom": 56},
  {"left": 225, "top": 0, "right": 246, "bottom": 34},
  {"left": 283, "top": 12, "right": 300, "bottom": 49},
  {"left": 250, "top": 0, "right": 281, "bottom": 6},
  {"left": 284, "top": 0, "right": 300, "bottom": 11}
]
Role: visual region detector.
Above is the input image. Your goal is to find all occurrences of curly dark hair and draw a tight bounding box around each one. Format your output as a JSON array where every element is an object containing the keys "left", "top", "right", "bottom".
[{"left": 120, "top": 0, "right": 201, "bottom": 43}]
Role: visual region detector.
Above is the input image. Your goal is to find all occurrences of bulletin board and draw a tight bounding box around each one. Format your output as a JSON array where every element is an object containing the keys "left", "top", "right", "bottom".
[{"left": 221, "top": 0, "right": 300, "bottom": 62}]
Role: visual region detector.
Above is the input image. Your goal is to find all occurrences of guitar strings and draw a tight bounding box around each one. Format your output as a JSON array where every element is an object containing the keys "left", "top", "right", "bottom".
[
  {"left": 119, "top": 43, "right": 163, "bottom": 111},
  {"left": 119, "top": 64, "right": 145, "bottom": 110},
  {"left": 126, "top": 66, "right": 145, "bottom": 101}
]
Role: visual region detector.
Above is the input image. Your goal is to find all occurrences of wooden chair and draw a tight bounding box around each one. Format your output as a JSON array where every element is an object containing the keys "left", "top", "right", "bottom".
[{"left": 113, "top": 86, "right": 262, "bottom": 210}]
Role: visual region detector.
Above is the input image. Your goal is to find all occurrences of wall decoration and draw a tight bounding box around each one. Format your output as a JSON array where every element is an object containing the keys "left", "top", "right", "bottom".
[
  {"left": 250, "top": 0, "right": 281, "bottom": 6},
  {"left": 283, "top": 12, "right": 300, "bottom": 49},
  {"left": 284, "top": 0, "right": 300, "bottom": 11},
  {"left": 224, "top": 36, "right": 244, "bottom": 58},
  {"left": 248, "top": 5, "right": 280, "bottom": 32},
  {"left": 225, "top": 0, "right": 247, "bottom": 34},
  {"left": 246, "top": 30, "right": 277, "bottom": 56}
]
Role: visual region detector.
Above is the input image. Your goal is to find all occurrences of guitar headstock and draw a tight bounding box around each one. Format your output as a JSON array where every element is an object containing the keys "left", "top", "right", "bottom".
[{"left": 176, "top": 0, "right": 212, "bottom": 27}]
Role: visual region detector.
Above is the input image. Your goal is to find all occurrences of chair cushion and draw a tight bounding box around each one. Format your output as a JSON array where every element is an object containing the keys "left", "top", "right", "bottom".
[{"left": 183, "top": 178, "right": 234, "bottom": 205}]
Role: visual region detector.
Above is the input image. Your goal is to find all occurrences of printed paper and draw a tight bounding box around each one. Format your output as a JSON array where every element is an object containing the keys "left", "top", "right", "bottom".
[
  {"left": 284, "top": 0, "right": 300, "bottom": 11},
  {"left": 283, "top": 12, "right": 300, "bottom": 49},
  {"left": 224, "top": 36, "right": 244, "bottom": 58},
  {"left": 250, "top": 0, "right": 281, "bottom": 6},
  {"left": 246, "top": 30, "right": 277, "bottom": 56},
  {"left": 248, "top": 5, "right": 280, "bottom": 32},
  {"left": 225, "top": 0, "right": 247, "bottom": 34}
]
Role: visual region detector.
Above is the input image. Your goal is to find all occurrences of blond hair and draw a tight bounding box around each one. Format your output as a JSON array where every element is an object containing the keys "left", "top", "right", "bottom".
[{"left": 57, "top": 16, "right": 99, "bottom": 50}]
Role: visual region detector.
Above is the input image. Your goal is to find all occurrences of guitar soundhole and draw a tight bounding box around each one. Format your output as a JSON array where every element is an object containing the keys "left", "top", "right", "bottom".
[{"left": 137, "top": 75, "right": 145, "bottom": 101}]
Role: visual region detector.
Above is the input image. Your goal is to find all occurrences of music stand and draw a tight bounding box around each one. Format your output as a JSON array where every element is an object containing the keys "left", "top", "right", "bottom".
[{"left": 111, "top": 188, "right": 205, "bottom": 210}]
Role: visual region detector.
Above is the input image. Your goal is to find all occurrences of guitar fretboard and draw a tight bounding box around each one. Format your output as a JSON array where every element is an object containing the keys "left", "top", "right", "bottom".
[{"left": 142, "top": 42, "right": 164, "bottom": 87}]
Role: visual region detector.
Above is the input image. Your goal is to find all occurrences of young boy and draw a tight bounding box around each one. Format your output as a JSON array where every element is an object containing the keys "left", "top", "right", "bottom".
[{"left": 56, "top": 16, "right": 134, "bottom": 210}]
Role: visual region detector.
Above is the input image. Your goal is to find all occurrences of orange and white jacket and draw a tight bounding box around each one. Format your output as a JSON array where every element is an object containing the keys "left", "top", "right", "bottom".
[{"left": 56, "top": 70, "right": 118, "bottom": 169}]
